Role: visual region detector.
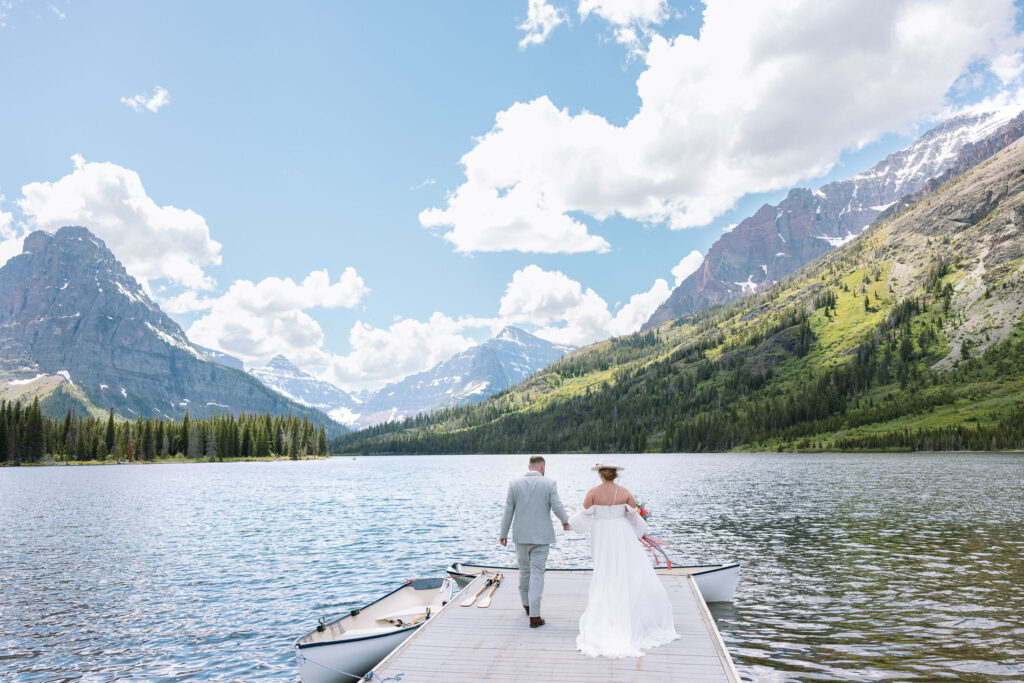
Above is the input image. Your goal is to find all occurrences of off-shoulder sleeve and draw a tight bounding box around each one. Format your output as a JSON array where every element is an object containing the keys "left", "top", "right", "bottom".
[
  {"left": 568, "top": 507, "right": 595, "bottom": 535},
  {"left": 625, "top": 506, "right": 649, "bottom": 539}
]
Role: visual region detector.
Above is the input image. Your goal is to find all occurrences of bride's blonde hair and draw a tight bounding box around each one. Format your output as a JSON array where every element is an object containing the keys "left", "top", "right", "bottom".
[{"left": 598, "top": 467, "right": 618, "bottom": 481}]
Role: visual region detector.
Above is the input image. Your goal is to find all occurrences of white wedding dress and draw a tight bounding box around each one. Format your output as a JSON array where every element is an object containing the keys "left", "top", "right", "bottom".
[{"left": 569, "top": 502, "right": 679, "bottom": 658}]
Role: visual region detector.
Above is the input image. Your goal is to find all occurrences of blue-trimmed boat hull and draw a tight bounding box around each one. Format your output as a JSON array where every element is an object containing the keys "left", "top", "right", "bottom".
[
  {"left": 447, "top": 561, "right": 740, "bottom": 602},
  {"left": 295, "top": 577, "right": 454, "bottom": 683}
]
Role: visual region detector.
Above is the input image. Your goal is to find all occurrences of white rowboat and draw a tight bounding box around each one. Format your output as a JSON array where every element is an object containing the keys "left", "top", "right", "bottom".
[
  {"left": 294, "top": 577, "right": 454, "bottom": 683},
  {"left": 447, "top": 561, "right": 740, "bottom": 602}
]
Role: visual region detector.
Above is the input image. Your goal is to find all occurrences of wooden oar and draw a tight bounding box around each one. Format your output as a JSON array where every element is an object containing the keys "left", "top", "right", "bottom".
[
  {"left": 477, "top": 574, "right": 503, "bottom": 608},
  {"left": 460, "top": 577, "right": 494, "bottom": 607}
]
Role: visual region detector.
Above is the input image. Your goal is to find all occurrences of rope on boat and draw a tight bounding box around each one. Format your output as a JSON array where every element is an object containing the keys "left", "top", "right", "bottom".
[{"left": 296, "top": 653, "right": 404, "bottom": 682}]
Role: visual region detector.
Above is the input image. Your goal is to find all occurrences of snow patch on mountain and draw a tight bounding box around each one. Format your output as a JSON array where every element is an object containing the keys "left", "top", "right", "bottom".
[
  {"left": 813, "top": 231, "right": 857, "bottom": 248},
  {"left": 248, "top": 355, "right": 361, "bottom": 417}
]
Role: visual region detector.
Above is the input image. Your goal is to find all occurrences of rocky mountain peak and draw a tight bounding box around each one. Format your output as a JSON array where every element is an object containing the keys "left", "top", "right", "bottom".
[
  {"left": 344, "top": 325, "right": 573, "bottom": 428},
  {"left": 267, "top": 355, "right": 300, "bottom": 372},
  {"left": 0, "top": 225, "right": 337, "bottom": 426},
  {"left": 643, "top": 105, "right": 1024, "bottom": 330},
  {"left": 495, "top": 326, "right": 524, "bottom": 341}
]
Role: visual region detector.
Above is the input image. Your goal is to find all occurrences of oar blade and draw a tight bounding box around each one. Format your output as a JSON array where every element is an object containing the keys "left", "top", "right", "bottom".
[{"left": 477, "top": 574, "right": 502, "bottom": 608}]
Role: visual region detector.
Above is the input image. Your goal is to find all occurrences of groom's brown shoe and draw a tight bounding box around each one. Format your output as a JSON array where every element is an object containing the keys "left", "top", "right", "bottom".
[
  {"left": 529, "top": 617, "right": 545, "bottom": 628},
  {"left": 523, "top": 605, "right": 530, "bottom": 616}
]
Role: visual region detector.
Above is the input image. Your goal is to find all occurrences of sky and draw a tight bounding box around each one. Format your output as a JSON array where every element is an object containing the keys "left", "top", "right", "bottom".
[{"left": 1, "top": 0, "right": 1023, "bottom": 392}]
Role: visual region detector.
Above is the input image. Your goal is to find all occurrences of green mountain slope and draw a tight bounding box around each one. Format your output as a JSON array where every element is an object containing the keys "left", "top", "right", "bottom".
[{"left": 336, "top": 138, "right": 1024, "bottom": 454}]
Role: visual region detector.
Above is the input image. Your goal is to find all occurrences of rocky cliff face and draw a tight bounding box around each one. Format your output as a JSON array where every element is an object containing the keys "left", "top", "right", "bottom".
[
  {"left": 196, "top": 344, "right": 245, "bottom": 371},
  {"left": 350, "top": 326, "right": 573, "bottom": 427},
  {"left": 248, "top": 355, "right": 362, "bottom": 424},
  {"left": 0, "top": 226, "right": 337, "bottom": 425},
  {"left": 643, "top": 106, "right": 1024, "bottom": 330}
]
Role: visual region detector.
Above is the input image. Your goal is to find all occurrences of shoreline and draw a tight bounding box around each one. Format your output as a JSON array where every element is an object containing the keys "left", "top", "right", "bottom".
[{"left": 5, "top": 455, "right": 333, "bottom": 467}]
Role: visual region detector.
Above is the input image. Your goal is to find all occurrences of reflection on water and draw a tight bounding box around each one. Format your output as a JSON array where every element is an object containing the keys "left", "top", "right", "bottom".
[{"left": 1, "top": 453, "right": 1021, "bottom": 681}]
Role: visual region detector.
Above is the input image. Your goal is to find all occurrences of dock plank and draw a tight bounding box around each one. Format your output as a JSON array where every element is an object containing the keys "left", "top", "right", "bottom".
[{"left": 370, "top": 570, "right": 739, "bottom": 682}]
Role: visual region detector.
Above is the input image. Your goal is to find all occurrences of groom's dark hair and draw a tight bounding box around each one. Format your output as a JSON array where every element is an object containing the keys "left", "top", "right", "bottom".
[{"left": 529, "top": 455, "right": 546, "bottom": 467}]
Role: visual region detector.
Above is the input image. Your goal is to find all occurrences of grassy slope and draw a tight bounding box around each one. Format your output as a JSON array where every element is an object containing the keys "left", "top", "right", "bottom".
[
  {"left": 336, "top": 140, "right": 1024, "bottom": 454},
  {"left": 0, "top": 376, "right": 107, "bottom": 420}
]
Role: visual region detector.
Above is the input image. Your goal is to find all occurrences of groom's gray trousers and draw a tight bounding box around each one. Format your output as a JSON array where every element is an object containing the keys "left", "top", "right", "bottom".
[
  {"left": 499, "top": 470, "right": 569, "bottom": 618},
  {"left": 516, "top": 543, "right": 550, "bottom": 617}
]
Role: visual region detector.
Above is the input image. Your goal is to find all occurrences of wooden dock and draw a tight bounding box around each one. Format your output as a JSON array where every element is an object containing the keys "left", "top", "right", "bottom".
[{"left": 369, "top": 570, "right": 740, "bottom": 682}]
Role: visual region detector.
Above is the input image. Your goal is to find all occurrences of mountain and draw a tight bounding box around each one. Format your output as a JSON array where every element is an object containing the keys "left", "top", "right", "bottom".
[
  {"left": 0, "top": 226, "right": 339, "bottom": 427},
  {"left": 643, "top": 105, "right": 1024, "bottom": 330},
  {"left": 335, "top": 134, "right": 1024, "bottom": 454},
  {"left": 248, "top": 355, "right": 362, "bottom": 424},
  {"left": 196, "top": 344, "right": 245, "bottom": 371},
  {"left": 350, "top": 326, "right": 573, "bottom": 427}
]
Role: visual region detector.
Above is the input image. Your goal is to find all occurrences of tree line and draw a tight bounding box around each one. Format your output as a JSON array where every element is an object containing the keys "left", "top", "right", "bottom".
[{"left": 1, "top": 401, "right": 329, "bottom": 465}]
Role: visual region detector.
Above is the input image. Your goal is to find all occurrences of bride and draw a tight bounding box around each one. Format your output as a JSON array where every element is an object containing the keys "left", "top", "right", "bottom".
[{"left": 569, "top": 460, "right": 678, "bottom": 658}]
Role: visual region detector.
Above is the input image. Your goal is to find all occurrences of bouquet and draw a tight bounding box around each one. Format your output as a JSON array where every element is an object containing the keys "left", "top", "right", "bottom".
[{"left": 632, "top": 500, "right": 672, "bottom": 568}]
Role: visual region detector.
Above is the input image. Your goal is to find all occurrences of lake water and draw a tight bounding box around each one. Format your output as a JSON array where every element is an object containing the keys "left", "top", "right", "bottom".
[{"left": 1, "top": 453, "right": 1021, "bottom": 682}]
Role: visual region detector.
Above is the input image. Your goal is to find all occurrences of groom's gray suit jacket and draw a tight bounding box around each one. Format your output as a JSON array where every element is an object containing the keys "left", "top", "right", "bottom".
[{"left": 499, "top": 471, "right": 569, "bottom": 545}]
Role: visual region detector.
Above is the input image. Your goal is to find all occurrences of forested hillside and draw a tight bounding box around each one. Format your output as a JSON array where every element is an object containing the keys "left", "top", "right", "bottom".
[{"left": 334, "top": 137, "right": 1024, "bottom": 454}]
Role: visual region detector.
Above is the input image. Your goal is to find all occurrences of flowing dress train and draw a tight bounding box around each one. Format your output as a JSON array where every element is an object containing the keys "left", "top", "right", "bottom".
[{"left": 569, "top": 504, "right": 679, "bottom": 658}]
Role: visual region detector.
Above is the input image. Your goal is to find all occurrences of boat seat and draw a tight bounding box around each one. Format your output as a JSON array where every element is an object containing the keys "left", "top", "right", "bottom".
[
  {"left": 376, "top": 608, "right": 430, "bottom": 623},
  {"left": 340, "top": 626, "right": 397, "bottom": 637}
]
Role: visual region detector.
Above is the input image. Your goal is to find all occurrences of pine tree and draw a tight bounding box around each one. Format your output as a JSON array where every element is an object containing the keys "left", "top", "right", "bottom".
[
  {"left": 25, "top": 398, "right": 45, "bottom": 463},
  {"left": 316, "top": 426, "right": 327, "bottom": 456},
  {"left": 105, "top": 409, "right": 116, "bottom": 453},
  {"left": 179, "top": 410, "right": 190, "bottom": 456},
  {"left": 255, "top": 425, "right": 271, "bottom": 459},
  {"left": 205, "top": 423, "right": 218, "bottom": 462},
  {"left": 0, "top": 406, "right": 7, "bottom": 464},
  {"left": 240, "top": 423, "right": 252, "bottom": 459},
  {"left": 187, "top": 421, "right": 202, "bottom": 459}
]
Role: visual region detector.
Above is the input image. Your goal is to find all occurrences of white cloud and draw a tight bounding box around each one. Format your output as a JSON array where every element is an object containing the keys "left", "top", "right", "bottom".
[
  {"left": 237, "top": 262, "right": 677, "bottom": 391},
  {"left": 18, "top": 155, "right": 222, "bottom": 290},
  {"left": 604, "top": 277, "right": 671, "bottom": 337},
  {"left": 0, "top": 194, "right": 22, "bottom": 267},
  {"left": 578, "top": 0, "right": 668, "bottom": 26},
  {"left": 499, "top": 265, "right": 589, "bottom": 325},
  {"left": 579, "top": 0, "right": 668, "bottom": 50},
  {"left": 497, "top": 264, "right": 671, "bottom": 346},
  {"left": 425, "top": 0, "right": 1021, "bottom": 254},
  {"left": 991, "top": 51, "right": 1024, "bottom": 84},
  {"left": 519, "top": 0, "right": 568, "bottom": 49},
  {"left": 183, "top": 268, "right": 370, "bottom": 374},
  {"left": 121, "top": 86, "right": 170, "bottom": 113},
  {"left": 410, "top": 178, "right": 436, "bottom": 190},
  {"left": 326, "top": 313, "right": 494, "bottom": 391},
  {"left": 419, "top": 100, "right": 614, "bottom": 254},
  {"left": 671, "top": 249, "right": 703, "bottom": 285}
]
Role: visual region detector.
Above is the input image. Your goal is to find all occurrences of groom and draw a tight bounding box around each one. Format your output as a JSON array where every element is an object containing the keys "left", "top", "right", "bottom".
[{"left": 499, "top": 455, "right": 570, "bottom": 628}]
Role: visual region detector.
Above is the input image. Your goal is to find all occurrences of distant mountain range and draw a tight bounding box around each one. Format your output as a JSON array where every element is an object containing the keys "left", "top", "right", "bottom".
[
  {"left": 349, "top": 326, "right": 573, "bottom": 427},
  {"left": 242, "top": 326, "right": 573, "bottom": 428},
  {"left": 0, "top": 226, "right": 337, "bottom": 429},
  {"left": 644, "top": 105, "right": 1024, "bottom": 330}
]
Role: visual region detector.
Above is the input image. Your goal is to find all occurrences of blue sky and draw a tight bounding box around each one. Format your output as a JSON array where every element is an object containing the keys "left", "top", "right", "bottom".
[{"left": 1, "top": 1, "right": 1022, "bottom": 391}]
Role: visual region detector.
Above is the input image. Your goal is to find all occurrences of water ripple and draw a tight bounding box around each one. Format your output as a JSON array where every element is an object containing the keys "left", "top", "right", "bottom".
[{"left": 1, "top": 453, "right": 1022, "bottom": 681}]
